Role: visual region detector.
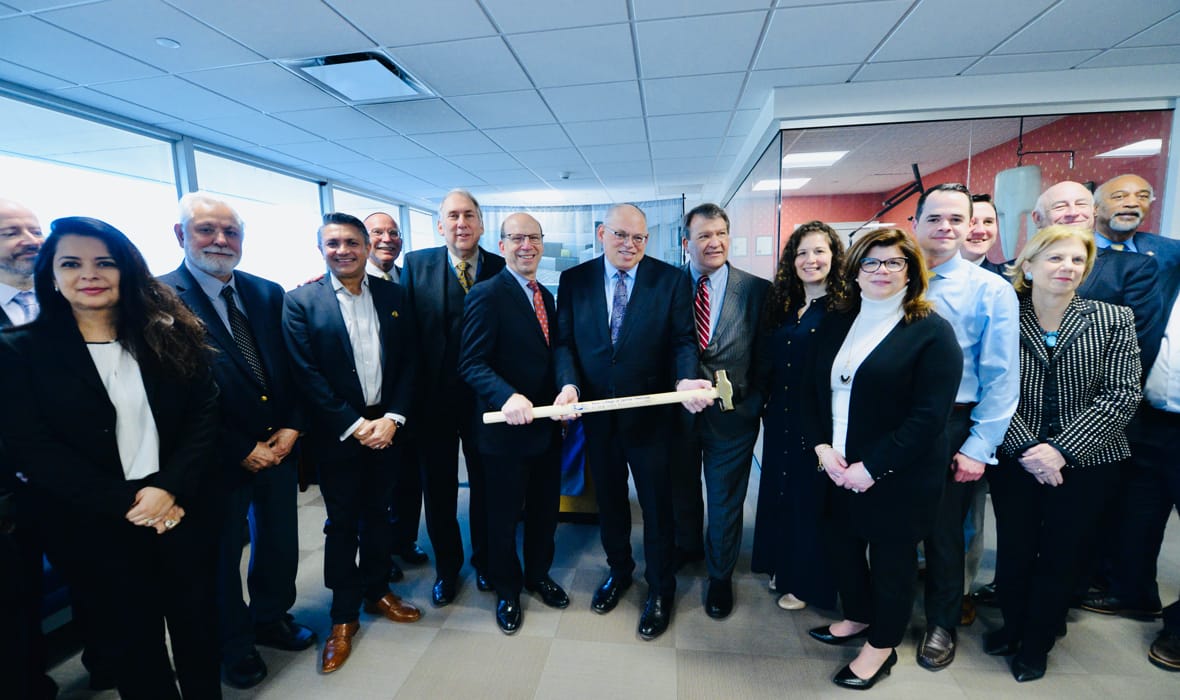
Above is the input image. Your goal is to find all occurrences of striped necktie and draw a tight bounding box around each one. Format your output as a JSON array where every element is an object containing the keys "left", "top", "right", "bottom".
[
  {"left": 694, "top": 276, "right": 710, "bottom": 350},
  {"left": 13, "top": 289, "right": 38, "bottom": 325},
  {"left": 220, "top": 286, "right": 269, "bottom": 390}
]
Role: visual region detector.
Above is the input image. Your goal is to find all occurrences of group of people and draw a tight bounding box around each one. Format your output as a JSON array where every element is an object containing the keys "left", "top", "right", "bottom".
[{"left": 0, "top": 170, "right": 1177, "bottom": 697}]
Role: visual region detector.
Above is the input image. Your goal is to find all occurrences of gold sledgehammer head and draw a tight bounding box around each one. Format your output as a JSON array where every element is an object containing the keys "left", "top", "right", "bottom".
[{"left": 714, "top": 370, "right": 735, "bottom": 412}]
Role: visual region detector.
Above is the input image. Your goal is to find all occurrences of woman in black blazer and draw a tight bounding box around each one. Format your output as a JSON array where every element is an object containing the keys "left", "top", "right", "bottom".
[
  {"left": 985, "top": 225, "right": 1141, "bottom": 682},
  {"left": 0, "top": 217, "right": 220, "bottom": 699},
  {"left": 804, "top": 227, "right": 962, "bottom": 690}
]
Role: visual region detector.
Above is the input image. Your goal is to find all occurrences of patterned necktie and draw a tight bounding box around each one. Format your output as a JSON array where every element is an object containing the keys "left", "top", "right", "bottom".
[
  {"left": 1110, "top": 243, "right": 1126, "bottom": 251},
  {"left": 220, "top": 286, "right": 269, "bottom": 390},
  {"left": 527, "top": 280, "right": 549, "bottom": 346},
  {"left": 694, "top": 276, "right": 711, "bottom": 350},
  {"left": 456, "top": 260, "right": 472, "bottom": 293},
  {"left": 13, "top": 289, "right": 38, "bottom": 325},
  {"left": 610, "top": 271, "right": 628, "bottom": 346}
]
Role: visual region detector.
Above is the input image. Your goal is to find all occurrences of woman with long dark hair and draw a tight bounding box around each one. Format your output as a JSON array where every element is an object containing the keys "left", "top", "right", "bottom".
[
  {"left": 0, "top": 217, "right": 221, "bottom": 699},
  {"left": 751, "top": 221, "right": 846, "bottom": 611}
]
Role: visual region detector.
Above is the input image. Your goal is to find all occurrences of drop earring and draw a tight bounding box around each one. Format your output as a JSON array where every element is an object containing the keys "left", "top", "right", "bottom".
[{"left": 1023, "top": 272, "right": 1032, "bottom": 281}]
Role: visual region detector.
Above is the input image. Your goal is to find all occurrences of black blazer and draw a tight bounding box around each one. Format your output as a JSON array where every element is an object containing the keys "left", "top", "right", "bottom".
[
  {"left": 0, "top": 319, "right": 219, "bottom": 520},
  {"left": 0, "top": 308, "right": 12, "bottom": 328},
  {"left": 282, "top": 275, "right": 416, "bottom": 462},
  {"left": 458, "top": 269, "right": 560, "bottom": 457},
  {"left": 804, "top": 308, "right": 962, "bottom": 542},
  {"left": 1132, "top": 231, "right": 1180, "bottom": 272},
  {"left": 554, "top": 255, "right": 697, "bottom": 446},
  {"left": 400, "top": 246, "right": 505, "bottom": 404},
  {"left": 159, "top": 265, "right": 303, "bottom": 474},
  {"left": 1076, "top": 247, "right": 1163, "bottom": 370},
  {"left": 1001, "top": 296, "right": 1141, "bottom": 468}
]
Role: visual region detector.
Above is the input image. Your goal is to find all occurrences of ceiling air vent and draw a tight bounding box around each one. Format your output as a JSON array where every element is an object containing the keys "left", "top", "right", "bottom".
[{"left": 290, "top": 52, "right": 433, "bottom": 104}]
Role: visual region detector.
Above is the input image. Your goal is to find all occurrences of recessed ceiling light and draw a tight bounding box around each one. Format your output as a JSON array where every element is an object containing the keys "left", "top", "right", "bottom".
[
  {"left": 1096, "top": 139, "right": 1162, "bottom": 158},
  {"left": 753, "top": 177, "right": 810, "bottom": 191},
  {"left": 782, "top": 151, "right": 848, "bottom": 168},
  {"left": 155, "top": 37, "right": 181, "bottom": 49}
]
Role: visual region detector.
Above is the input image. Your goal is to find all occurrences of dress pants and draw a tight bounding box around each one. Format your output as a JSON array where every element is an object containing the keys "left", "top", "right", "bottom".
[
  {"left": 587, "top": 414, "right": 677, "bottom": 596},
  {"left": 672, "top": 422, "right": 759, "bottom": 580},
  {"left": 318, "top": 447, "right": 397, "bottom": 624},
  {"left": 988, "top": 458, "right": 1116, "bottom": 656},
  {"left": 216, "top": 455, "right": 299, "bottom": 663},
  {"left": 824, "top": 520, "right": 918, "bottom": 649},
  {"left": 482, "top": 446, "right": 561, "bottom": 598},
  {"left": 416, "top": 401, "right": 487, "bottom": 581},
  {"left": 0, "top": 495, "right": 56, "bottom": 700},
  {"left": 390, "top": 449, "right": 423, "bottom": 553},
  {"left": 962, "top": 481, "right": 988, "bottom": 593},
  {"left": 922, "top": 407, "right": 974, "bottom": 629}
]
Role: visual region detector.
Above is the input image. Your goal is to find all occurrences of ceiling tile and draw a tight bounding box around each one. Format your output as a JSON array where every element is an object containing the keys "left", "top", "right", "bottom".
[
  {"left": 482, "top": 0, "right": 627, "bottom": 33},
  {"left": 996, "top": 0, "right": 1178, "bottom": 54},
  {"left": 634, "top": 0, "right": 772, "bottom": 21},
  {"left": 728, "top": 109, "right": 759, "bottom": 137},
  {"left": 962, "top": 51, "right": 1100, "bottom": 76},
  {"left": 650, "top": 137, "right": 722, "bottom": 159},
  {"left": 541, "top": 81, "right": 642, "bottom": 122},
  {"left": 332, "top": 160, "right": 403, "bottom": 180},
  {"left": 637, "top": 12, "right": 766, "bottom": 79},
  {"left": 1, "top": 16, "right": 161, "bottom": 85},
  {"left": 853, "top": 57, "right": 975, "bottom": 82},
  {"left": 387, "top": 36, "right": 532, "bottom": 96},
  {"left": 1080, "top": 45, "right": 1180, "bottom": 68},
  {"left": 336, "top": 134, "right": 438, "bottom": 160},
  {"left": 93, "top": 75, "right": 255, "bottom": 120},
  {"left": 183, "top": 63, "right": 342, "bottom": 112},
  {"left": 192, "top": 113, "right": 319, "bottom": 145},
  {"left": 477, "top": 168, "right": 544, "bottom": 186},
  {"left": 757, "top": 1, "right": 910, "bottom": 69},
  {"left": 653, "top": 156, "right": 715, "bottom": 175},
  {"left": 162, "top": 121, "right": 260, "bottom": 154},
  {"left": 330, "top": 0, "right": 496, "bottom": 46},
  {"left": 1122, "top": 12, "right": 1180, "bottom": 47},
  {"left": 581, "top": 143, "right": 649, "bottom": 164},
  {"left": 168, "top": 0, "right": 374, "bottom": 60},
  {"left": 41, "top": 0, "right": 262, "bottom": 73},
  {"left": 0, "top": 58, "right": 72, "bottom": 90},
  {"left": 647, "top": 112, "right": 730, "bottom": 141},
  {"left": 447, "top": 151, "right": 522, "bottom": 171},
  {"left": 596, "top": 161, "right": 654, "bottom": 177},
  {"left": 643, "top": 73, "right": 744, "bottom": 116},
  {"left": 874, "top": 0, "right": 1055, "bottom": 62},
  {"left": 513, "top": 147, "right": 588, "bottom": 171},
  {"left": 449, "top": 90, "right": 553, "bottom": 129},
  {"left": 51, "top": 86, "right": 180, "bottom": 125},
  {"left": 408, "top": 129, "right": 501, "bottom": 155},
  {"left": 484, "top": 124, "right": 572, "bottom": 151},
  {"left": 361, "top": 100, "right": 472, "bottom": 134},
  {"left": 565, "top": 117, "right": 648, "bottom": 146},
  {"left": 738, "top": 65, "right": 857, "bottom": 108},
  {"left": 509, "top": 24, "right": 636, "bottom": 87},
  {"left": 268, "top": 140, "right": 368, "bottom": 165},
  {"left": 392, "top": 156, "right": 483, "bottom": 187},
  {"left": 274, "top": 106, "right": 392, "bottom": 139}
]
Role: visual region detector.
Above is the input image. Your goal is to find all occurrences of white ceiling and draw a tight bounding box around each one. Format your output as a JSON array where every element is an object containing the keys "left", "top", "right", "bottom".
[{"left": 0, "top": 0, "right": 1177, "bottom": 209}]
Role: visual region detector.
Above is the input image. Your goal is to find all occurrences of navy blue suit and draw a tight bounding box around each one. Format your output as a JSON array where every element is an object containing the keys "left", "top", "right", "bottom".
[
  {"left": 282, "top": 275, "right": 416, "bottom": 623},
  {"left": 160, "top": 264, "right": 304, "bottom": 663},
  {"left": 554, "top": 255, "right": 697, "bottom": 595},
  {"left": 459, "top": 269, "right": 561, "bottom": 598},
  {"left": 1076, "top": 247, "right": 1163, "bottom": 372},
  {"left": 1131, "top": 231, "right": 1180, "bottom": 271}
]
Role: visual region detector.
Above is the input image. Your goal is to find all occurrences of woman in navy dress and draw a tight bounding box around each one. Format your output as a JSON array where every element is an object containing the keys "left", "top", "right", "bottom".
[{"left": 751, "top": 221, "right": 846, "bottom": 611}]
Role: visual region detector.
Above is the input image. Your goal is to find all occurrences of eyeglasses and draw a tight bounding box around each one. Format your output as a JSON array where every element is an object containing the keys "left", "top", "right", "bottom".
[
  {"left": 859, "top": 257, "right": 907, "bottom": 273},
  {"left": 604, "top": 226, "right": 648, "bottom": 245},
  {"left": 503, "top": 233, "right": 543, "bottom": 245}
]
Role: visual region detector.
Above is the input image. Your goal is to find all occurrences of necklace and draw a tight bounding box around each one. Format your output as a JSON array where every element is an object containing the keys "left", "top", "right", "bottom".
[{"left": 839, "top": 319, "right": 859, "bottom": 384}]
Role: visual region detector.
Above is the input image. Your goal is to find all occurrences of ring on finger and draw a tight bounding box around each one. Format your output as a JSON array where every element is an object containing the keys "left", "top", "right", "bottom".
[{"left": 164, "top": 519, "right": 177, "bottom": 529}]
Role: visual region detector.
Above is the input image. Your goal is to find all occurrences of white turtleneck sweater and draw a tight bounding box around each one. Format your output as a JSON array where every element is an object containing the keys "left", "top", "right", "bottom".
[{"left": 830, "top": 289, "right": 905, "bottom": 455}]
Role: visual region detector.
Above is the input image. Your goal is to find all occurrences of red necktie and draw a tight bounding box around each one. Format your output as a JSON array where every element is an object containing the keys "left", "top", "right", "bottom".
[
  {"left": 528, "top": 280, "right": 549, "bottom": 346},
  {"left": 695, "top": 276, "right": 710, "bottom": 350}
]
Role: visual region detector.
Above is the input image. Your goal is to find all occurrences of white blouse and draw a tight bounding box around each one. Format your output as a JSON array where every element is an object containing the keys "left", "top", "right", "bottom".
[
  {"left": 830, "top": 289, "right": 905, "bottom": 455},
  {"left": 87, "top": 342, "right": 160, "bottom": 481}
]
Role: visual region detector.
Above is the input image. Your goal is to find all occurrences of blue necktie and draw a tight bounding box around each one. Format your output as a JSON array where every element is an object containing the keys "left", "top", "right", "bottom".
[
  {"left": 13, "top": 290, "right": 38, "bottom": 325},
  {"left": 610, "top": 271, "right": 628, "bottom": 346}
]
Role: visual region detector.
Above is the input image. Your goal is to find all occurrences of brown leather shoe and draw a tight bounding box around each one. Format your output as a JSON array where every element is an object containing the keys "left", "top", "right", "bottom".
[
  {"left": 364, "top": 592, "right": 422, "bottom": 623},
  {"left": 917, "top": 625, "right": 956, "bottom": 671},
  {"left": 321, "top": 621, "right": 359, "bottom": 674},
  {"left": 960, "top": 595, "right": 977, "bottom": 626}
]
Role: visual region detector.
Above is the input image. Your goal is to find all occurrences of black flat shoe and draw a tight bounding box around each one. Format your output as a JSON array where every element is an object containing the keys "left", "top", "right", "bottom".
[
  {"left": 638, "top": 593, "right": 672, "bottom": 640},
  {"left": 525, "top": 577, "right": 570, "bottom": 609},
  {"left": 705, "top": 578, "right": 734, "bottom": 620},
  {"left": 222, "top": 649, "right": 267, "bottom": 689},
  {"left": 833, "top": 649, "right": 897, "bottom": 690},
  {"left": 255, "top": 616, "right": 317, "bottom": 651},
  {"left": 397, "top": 543, "right": 430, "bottom": 566},
  {"left": 809, "top": 624, "right": 869, "bottom": 646},
  {"left": 476, "top": 571, "right": 495, "bottom": 592},
  {"left": 591, "top": 574, "right": 632, "bottom": 614},
  {"left": 496, "top": 597, "right": 522, "bottom": 635},
  {"left": 1011, "top": 653, "right": 1046, "bottom": 682},
  {"left": 983, "top": 629, "right": 1020, "bottom": 656},
  {"left": 432, "top": 577, "right": 457, "bottom": 607}
]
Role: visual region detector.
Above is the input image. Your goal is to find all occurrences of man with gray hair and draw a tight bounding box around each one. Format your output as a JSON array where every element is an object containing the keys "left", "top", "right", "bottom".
[
  {"left": 1092, "top": 174, "right": 1180, "bottom": 270},
  {"left": 160, "top": 192, "right": 315, "bottom": 689}
]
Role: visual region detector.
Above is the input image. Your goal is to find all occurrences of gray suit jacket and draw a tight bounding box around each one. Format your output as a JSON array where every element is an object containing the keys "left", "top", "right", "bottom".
[{"left": 683, "top": 262, "right": 771, "bottom": 438}]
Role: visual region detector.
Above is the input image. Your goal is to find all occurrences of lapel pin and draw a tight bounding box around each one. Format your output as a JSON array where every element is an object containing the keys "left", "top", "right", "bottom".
[{"left": 391, "top": 310, "right": 399, "bottom": 318}]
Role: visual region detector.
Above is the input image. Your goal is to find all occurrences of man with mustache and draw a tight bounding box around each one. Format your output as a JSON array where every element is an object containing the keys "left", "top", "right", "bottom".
[{"left": 1092, "top": 174, "right": 1180, "bottom": 271}]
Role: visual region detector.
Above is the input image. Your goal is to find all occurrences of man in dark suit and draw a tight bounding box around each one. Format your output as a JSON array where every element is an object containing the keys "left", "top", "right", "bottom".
[
  {"left": 1093, "top": 174, "right": 1180, "bottom": 271},
  {"left": 283, "top": 213, "right": 422, "bottom": 674},
  {"left": 362, "top": 211, "right": 428, "bottom": 579},
  {"left": 670, "top": 203, "right": 769, "bottom": 619},
  {"left": 458, "top": 212, "right": 569, "bottom": 635},
  {"left": 554, "top": 203, "right": 711, "bottom": 641},
  {"left": 401, "top": 189, "right": 505, "bottom": 607},
  {"left": 0, "top": 198, "right": 42, "bottom": 328},
  {"left": 159, "top": 192, "right": 315, "bottom": 689}
]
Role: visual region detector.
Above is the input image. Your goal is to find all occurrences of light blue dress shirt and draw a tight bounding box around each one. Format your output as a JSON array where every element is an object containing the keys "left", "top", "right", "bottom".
[
  {"left": 1094, "top": 231, "right": 1137, "bottom": 252},
  {"left": 603, "top": 258, "right": 636, "bottom": 327}
]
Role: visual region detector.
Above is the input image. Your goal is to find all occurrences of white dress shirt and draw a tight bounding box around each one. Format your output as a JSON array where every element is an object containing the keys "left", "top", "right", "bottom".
[
  {"left": 331, "top": 274, "right": 405, "bottom": 440},
  {"left": 1146, "top": 294, "right": 1180, "bottom": 411},
  {"left": 87, "top": 341, "right": 161, "bottom": 480}
]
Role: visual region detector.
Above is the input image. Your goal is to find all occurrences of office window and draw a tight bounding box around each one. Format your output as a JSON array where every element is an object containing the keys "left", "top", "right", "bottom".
[{"left": 407, "top": 208, "right": 435, "bottom": 253}]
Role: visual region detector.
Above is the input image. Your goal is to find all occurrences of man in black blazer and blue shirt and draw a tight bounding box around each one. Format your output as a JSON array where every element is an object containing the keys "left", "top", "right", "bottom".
[
  {"left": 1093, "top": 174, "right": 1180, "bottom": 271},
  {"left": 283, "top": 213, "right": 422, "bottom": 674},
  {"left": 670, "top": 203, "right": 769, "bottom": 620},
  {"left": 401, "top": 190, "right": 505, "bottom": 607},
  {"left": 160, "top": 193, "right": 315, "bottom": 688},
  {"left": 554, "top": 203, "right": 712, "bottom": 641},
  {"left": 458, "top": 212, "right": 569, "bottom": 635}
]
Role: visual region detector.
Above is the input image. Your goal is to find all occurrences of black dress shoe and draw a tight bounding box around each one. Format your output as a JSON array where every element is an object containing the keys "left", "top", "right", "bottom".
[
  {"left": 432, "top": 577, "right": 457, "bottom": 607},
  {"left": 397, "top": 543, "right": 430, "bottom": 565},
  {"left": 476, "top": 571, "right": 495, "bottom": 592},
  {"left": 1080, "top": 593, "right": 1162, "bottom": 621},
  {"left": 705, "top": 578, "right": 733, "bottom": 620},
  {"left": 638, "top": 593, "right": 672, "bottom": 640},
  {"left": 496, "top": 597, "right": 522, "bottom": 635},
  {"left": 983, "top": 628, "right": 1020, "bottom": 656},
  {"left": 591, "top": 574, "right": 632, "bottom": 614},
  {"left": 832, "top": 649, "right": 897, "bottom": 690},
  {"left": 255, "top": 616, "right": 317, "bottom": 651},
  {"left": 222, "top": 649, "right": 267, "bottom": 689},
  {"left": 1149, "top": 630, "right": 1180, "bottom": 671},
  {"left": 389, "top": 559, "right": 405, "bottom": 583},
  {"left": 809, "top": 624, "right": 870, "bottom": 646},
  {"left": 1010, "top": 653, "right": 1046, "bottom": 682},
  {"left": 525, "top": 577, "right": 570, "bottom": 609},
  {"left": 971, "top": 581, "right": 998, "bottom": 607}
]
